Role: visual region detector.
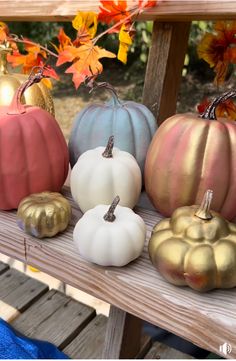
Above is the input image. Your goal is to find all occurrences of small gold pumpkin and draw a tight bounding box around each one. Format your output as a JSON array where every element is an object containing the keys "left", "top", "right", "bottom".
[
  {"left": 0, "top": 42, "right": 54, "bottom": 115},
  {"left": 148, "top": 190, "right": 236, "bottom": 292},
  {"left": 17, "top": 192, "right": 71, "bottom": 238}
]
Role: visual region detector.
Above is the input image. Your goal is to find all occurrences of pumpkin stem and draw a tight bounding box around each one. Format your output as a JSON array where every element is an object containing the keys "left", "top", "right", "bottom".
[
  {"left": 103, "top": 196, "right": 120, "bottom": 222},
  {"left": 7, "top": 67, "right": 47, "bottom": 115},
  {"left": 102, "top": 135, "right": 114, "bottom": 158},
  {"left": 195, "top": 189, "right": 213, "bottom": 220},
  {"left": 200, "top": 90, "right": 236, "bottom": 120},
  {"left": 89, "top": 81, "right": 121, "bottom": 106}
]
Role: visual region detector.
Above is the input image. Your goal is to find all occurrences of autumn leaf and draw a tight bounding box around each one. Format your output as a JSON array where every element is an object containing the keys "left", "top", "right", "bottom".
[
  {"left": 0, "top": 21, "right": 8, "bottom": 43},
  {"left": 98, "top": 1, "right": 130, "bottom": 30},
  {"left": 72, "top": 11, "right": 98, "bottom": 43},
  {"left": 198, "top": 21, "right": 236, "bottom": 85},
  {"left": 139, "top": 0, "right": 157, "bottom": 8},
  {"left": 53, "top": 28, "right": 72, "bottom": 53},
  {"left": 117, "top": 24, "right": 133, "bottom": 64},
  {"left": 61, "top": 41, "right": 115, "bottom": 89},
  {"left": 197, "top": 96, "right": 236, "bottom": 120}
]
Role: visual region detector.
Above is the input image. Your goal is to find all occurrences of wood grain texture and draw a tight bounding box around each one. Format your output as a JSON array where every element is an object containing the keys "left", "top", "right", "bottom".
[
  {"left": 142, "top": 21, "right": 190, "bottom": 123},
  {"left": 144, "top": 341, "right": 193, "bottom": 359},
  {"left": 0, "top": 261, "right": 9, "bottom": 274},
  {"left": 0, "top": 187, "right": 236, "bottom": 358},
  {"left": 64, "top": 314, "right": 107, "bottom": 359},
  {"left": 102, "top": 306, "right": 142, "bottom": 359},
  {"left": 12, "top": 289, "right": 96, "bottom": 349},
  {"left": 0, "top": 1, "right": 236, "bottom": 21}
]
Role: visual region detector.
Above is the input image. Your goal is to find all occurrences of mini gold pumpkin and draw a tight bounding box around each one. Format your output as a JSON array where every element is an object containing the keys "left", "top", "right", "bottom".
[
  {"left": 17, "top": 192, "right": 71, "bottom": 238},
  {"left": 148, "top": 190, "right": 236, "bottom": 292}
]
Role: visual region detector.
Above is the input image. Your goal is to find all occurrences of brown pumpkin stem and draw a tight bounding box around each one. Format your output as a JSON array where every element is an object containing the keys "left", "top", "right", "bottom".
[
  {"left": 195, "top": 189, "right": 213, "bottom": 220},
  {"left": 87, "top": 79, "right": 121, "bottom": 106},
  {"left": 103, "top": 196, "right": 120, "bottom": 222},
  {"left": 102, "top": 136, "right": 114, "bottom": 158},
  {"left": 7, "top": 66, "right": 47, "bottom": 115},
  {"left": 200, "top": 90, "right": 236, "bottom": 120}
]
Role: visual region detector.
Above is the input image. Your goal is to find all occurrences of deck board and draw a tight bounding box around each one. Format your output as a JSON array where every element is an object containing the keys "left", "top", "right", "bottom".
[
  {"left": 0, "top": 188, "right": 235, "bottom": 358},
  {"left": 0, "top": 1, "right": 236, "bottom": 21},
  {"left": 12, "top": 289, "right": 96, "bottom": 349}
]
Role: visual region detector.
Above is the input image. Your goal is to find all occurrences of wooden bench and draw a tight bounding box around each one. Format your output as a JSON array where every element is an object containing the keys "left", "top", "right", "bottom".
[
  {"left": 0, "top": 261, "right": 194, "bottom": 359},
  {"left": 0, "top": 1, "right": 236, "bottom": 359}
]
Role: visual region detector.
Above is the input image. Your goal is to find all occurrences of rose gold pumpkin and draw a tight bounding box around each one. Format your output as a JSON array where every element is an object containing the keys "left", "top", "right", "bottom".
[{"left": 144, "top": 112, "right": 236, "bottom": 220}]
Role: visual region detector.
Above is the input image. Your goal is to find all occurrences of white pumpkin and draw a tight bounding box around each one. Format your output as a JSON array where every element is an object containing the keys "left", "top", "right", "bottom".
[
  {"left": 73, "top": 196, "right": 146, "bottom": 266},
  {"left": 70, "top": 136, "right": 142, "bottom": 213}
]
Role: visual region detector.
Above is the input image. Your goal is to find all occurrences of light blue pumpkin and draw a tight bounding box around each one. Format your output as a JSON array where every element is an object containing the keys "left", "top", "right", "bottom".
[{"left": 68, "top": 84, "right": 157, "bottom": 175}]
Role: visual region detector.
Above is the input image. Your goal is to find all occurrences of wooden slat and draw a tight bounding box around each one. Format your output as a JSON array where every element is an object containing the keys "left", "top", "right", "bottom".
[
  {"left": 144, "top": 341, "right": 193, "bottom": 359},
  {"left": 0, "top": 261, "right": 9, "bottom": 274},
  {"left": 142, "top": 21, "right": 190, "bottom": 123},
  {"left": 102, "top": 306, "right": 142, "bottom": 359},
  {"left": 0, "top": 188, "right": 236, "bottom": 358},
  {"left": 0, "top": 300, "right": 20, "bottom": 322},
  {"left": 64, "top": 314, "right": 107, "bottom": 359},
  {"left": 0, "top": 1, "right": 236, "bottom": 21},
  {"left": 12, "top": 289, "right": 96, "bottom": 349},
  {"left": 0, "top": 268, "right": 48, "bottom": 311}
]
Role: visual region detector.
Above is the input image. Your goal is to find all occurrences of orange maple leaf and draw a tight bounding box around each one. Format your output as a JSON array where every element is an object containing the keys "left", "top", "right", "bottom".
[
  {"left": 58, "top": 41, "right": 115, "bottom": 89},
  {"left": 198, "top": 21, "right": 236, "bottom": 85},
  {"left": 53, "top": 28, "right": 72, "bottom": 53},
  {"left": 197, "top": 96, "right": 236, "bottom": 120},
  {"left": 98, "top": 1, "right": 130, "bottom": 30},
  {"left": 0, "top": 21, "right": 9, "bottom": 43}
]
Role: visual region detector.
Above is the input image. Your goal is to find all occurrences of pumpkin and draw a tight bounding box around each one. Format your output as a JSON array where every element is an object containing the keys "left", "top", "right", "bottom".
[
  {"left": 145, "top": 90, "right": 236, "bottom": 220},
  {"left": 17, "top": 192, "right": 71, "bottom": 238},
  {"left": 68, "top": 82, "right": 157, "bottom": 175},
  {"left": 73, "top": 196, "right": 146, "bottom": 266},
  {"left": 0, "top": 42, "right": 54, "bottom": 115},
  {"left": 149, "top": 190, "right": 236, "bottom": 292},
  {"left": 0, "top": 70, "right": 69, "bottom": 210},
  {"left": 70, "top": 135, "right": 142, "bottom": 213}
]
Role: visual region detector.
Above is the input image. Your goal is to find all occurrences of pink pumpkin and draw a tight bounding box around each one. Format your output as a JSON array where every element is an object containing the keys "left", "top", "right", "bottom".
[{"left": 0, "top": 71, "right": 69, "bottom": 210}]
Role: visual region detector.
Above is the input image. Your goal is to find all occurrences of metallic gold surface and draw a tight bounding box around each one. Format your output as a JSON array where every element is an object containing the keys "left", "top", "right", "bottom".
[
  {"left": 148, "top": 190, "right": 236, "bottom": 292},
  {"left": 0, "top": 44, "right": 54, "bottom": 115},
  {"left": 17, "top": 192, "right": 71, "bottom": 238}
]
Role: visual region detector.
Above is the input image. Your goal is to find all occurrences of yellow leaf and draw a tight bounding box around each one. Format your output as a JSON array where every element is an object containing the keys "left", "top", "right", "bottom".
[
  {"left": 118, "top": 24, "right": 132, "bottom": 64},
  {"left": 72, "top": 11, "right": 98, "bottom": 40},
  {"left": 42, "top": 78, "right": 52, "bottom": 89}
]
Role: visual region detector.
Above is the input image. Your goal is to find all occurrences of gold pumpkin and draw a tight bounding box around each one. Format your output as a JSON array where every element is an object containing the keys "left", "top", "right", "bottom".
[
  {"left": 148, "top": 190, "right": 236, "bottom": 292},
  {"left": 17, "top": 192, "right": 71, "bottom": 238},
  {"left": 0, "top": 42, "right": 54, "bottom": 115}
]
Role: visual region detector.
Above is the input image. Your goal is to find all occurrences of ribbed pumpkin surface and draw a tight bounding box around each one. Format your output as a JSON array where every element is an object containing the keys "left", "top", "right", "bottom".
[
  {"left": 144, "top": 113, "right": 236, "bottom": 220},
  {"left": 0, "top": 105, "right": 69, "bottom": 210},
  {"left": 69, "top": 98, "right": 157, "bottom": 174}
]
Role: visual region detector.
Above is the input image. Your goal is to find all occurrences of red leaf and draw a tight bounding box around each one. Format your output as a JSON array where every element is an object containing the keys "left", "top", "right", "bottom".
[
  {"left": 139, "top": 0, "right": 157, "bottom": 8},
  {"left": 98, "top": 0, "right": 130, "bottom": 26}
]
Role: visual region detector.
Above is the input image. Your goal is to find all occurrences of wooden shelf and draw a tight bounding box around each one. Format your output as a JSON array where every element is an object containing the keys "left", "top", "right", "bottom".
[
  {"left": 0, "top": 0, "right": 236, "bottom": 21},
  {"left": 0, "top": 187, "right": 235, "bottom": 358}
]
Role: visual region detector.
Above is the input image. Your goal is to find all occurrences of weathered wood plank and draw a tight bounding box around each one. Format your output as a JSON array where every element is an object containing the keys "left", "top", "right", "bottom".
[
  {"left": 0, "top": 261, "right": 9, "bottom": 274},
  {"left": 135, "top": 334, "right": 153, "bottom": 359},
  {"left": 142, "top": 21, "right": 190, "bottom": 123},
  {"left": 64, "top": 314, "right": 107, "bottom": 359},
  {"left": 12, "top": 289, "right": 96, "bottom": 349},
  {"left": 0, "top": 188, "right": 236, "bottom": 358},
  {"left": 0, "top": 300, "right": 20, "bottom": 322},
  {"left": 144, "top": 341, "right": 193, "bottom": 359},
  {"left": 102, "top": 306, "right": 142, "bottom": 359},
  {"left": 0, "top": 268, "right": 48, "bottom": 311},
  {"left": 0, "top": 1, "right": 236, "bottom": 21}
]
